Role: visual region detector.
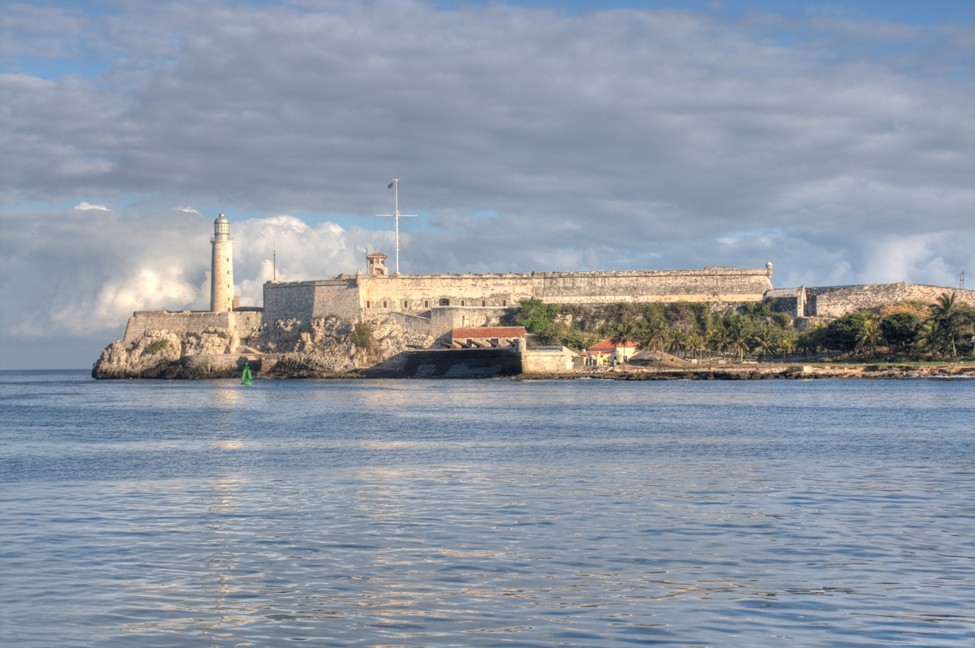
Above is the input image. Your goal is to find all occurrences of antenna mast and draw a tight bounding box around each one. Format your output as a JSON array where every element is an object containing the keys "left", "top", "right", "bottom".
[{"left": 378, "top": 179, "right": 416, "bottom": 275}]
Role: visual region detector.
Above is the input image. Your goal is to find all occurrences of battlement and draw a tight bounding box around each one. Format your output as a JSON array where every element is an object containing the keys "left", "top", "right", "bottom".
[{"left": 260, "top": 266, "right": 774, "bottom": 325}]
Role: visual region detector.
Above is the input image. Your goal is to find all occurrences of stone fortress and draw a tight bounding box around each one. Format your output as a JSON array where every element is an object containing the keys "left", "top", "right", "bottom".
[{"left": 100, "top": 212, "right": 975, "bottom": 377}]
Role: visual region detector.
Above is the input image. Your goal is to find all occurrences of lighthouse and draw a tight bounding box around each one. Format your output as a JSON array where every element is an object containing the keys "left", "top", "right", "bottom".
[{"left": 210, "top": 213, "right": 234, "bottom": 312}]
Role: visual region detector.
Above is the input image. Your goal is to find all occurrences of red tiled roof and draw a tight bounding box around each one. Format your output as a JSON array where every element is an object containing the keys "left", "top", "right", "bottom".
[
  {"left": 451, "top": 326, "right": 526, "bottom": 339},
  {"left": 587, "top": 338, "right": 639, "bottom": 353}
]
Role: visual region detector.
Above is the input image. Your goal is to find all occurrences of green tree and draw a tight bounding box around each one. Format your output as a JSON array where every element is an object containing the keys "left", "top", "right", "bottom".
[
  {"left": 685, "top": 331, "right": 705, "bottom": 359},
  {"left": 665, "top": 327, "right": 688, "bottom": 356},
  {"left": 796, "top": 325, "right": 827, "bottom": 356},
  {"left": 822, "top": 312, "right": 869, "bottom": 354},
  {"left": 855, "top": 316, "right": 882, "bottom": 355},
  {"left": 750, "top": 321, "right": 782, "bottom": 359},
  {"left": 926, "top": 293, "right": 971, "bottom": 357},
  {"left": 514, "top": 299, "right": 560, "bottom": 333},
  {"left": 880, "top": 312, "right": 919, "bottom": 353},
  {"left": 722, "top": 315, "right": 752, "bottom": 362},
  {"left": 638, "top": 319, "right": 668, "bottom": 351},
  {"left": 609, "top": 318, "right": 639, "bottom": 362}
]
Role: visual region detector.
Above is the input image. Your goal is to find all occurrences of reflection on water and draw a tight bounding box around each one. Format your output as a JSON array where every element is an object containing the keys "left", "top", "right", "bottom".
[{"left": 1, "top": 373, "right": 974, "bottom": 646}]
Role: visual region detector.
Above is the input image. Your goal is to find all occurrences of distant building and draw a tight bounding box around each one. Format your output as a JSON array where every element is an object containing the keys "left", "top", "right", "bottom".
[
  {"left": 583, "top": 338, "right": 639, "bottom": 365},
  {"left": 448, "top": 326, "right": 526, "bottom": 349}
]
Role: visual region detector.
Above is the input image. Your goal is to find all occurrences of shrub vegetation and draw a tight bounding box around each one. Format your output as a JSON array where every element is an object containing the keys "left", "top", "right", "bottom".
[{"left": 507, "top": 292, "right": 974, "bottom": 362}]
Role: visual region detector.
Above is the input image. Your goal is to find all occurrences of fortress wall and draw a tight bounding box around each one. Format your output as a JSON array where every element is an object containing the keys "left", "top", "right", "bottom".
[
  {"left": 264, "top": 279, "right": 360, "bottom": 323},
  {"left": 263, "top": 282, "right": 316, "bottom": 323},
  {"left": 522, "top": 346, "right": 578, "bottom": 374},
  {"left": 313, "top": 280, "right": 361, "bottom": 320},
  {"left": 539, "top": 268, "right": 772, "bottom": 303},
  {"left": 356, "top": 268, "right": 773, "bottom": 315},
  {"left": 261, "top": 268, "right": 774, "bottom": 337},
  {"left": 233, "top": 311, "right": 263, "bottom": 338},
  {"left": 122, "top": 310, "right": 262, "bottom": 347},
  {"left": 809, "top": 284, "right": 975, "bottom": 318},
  {"left": 124, "top": 311, "right": 233, "bottom": 342},
  {"left": 429, "top": 307, "right": 511, "bottom": 339},
  {"left": 358, "top": 274, "right": 532, "bottom": 314},
  {"left": 389, "top": 311, "right": 437, "bottom": 337}
]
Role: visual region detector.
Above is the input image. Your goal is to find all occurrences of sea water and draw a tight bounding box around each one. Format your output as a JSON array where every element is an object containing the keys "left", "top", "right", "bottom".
[{"left": 1, "top": 370, "right": 973, "bottom": 647}]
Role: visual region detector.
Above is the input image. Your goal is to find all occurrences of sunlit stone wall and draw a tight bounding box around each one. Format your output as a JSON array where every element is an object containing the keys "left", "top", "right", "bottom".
[{"left": 808, "top": 284, "right": 975, "bottom": 318}]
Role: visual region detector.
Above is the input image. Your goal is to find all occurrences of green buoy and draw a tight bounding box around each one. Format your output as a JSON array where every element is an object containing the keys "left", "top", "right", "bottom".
[{"left": 241, "top": 361, "right": 254, "bottom": 386}]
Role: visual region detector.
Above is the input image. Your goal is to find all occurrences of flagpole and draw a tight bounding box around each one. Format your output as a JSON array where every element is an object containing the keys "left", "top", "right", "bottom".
[
  {"left": 393, "top": 179, "right": 400, "bottom": 275},
  {"left": 380, "top": 179, "right": 415, "bottom": 275}
]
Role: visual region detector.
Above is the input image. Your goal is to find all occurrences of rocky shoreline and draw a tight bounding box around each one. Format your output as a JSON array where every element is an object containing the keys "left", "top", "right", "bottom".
[
  {"left": 518, "top": 363, "right": 975, "bottom": 381},
  {"left": 91, "top": 313, "right": 974, "bottom": 381}
]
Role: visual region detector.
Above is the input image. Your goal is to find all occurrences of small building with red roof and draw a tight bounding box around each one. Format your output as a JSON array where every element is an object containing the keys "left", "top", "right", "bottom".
[
  {"left": 448, "top": 326, "right": 526, "bottom": 349},
  {"left": 582, "top": 338, "right": 639, "bottom": 365}
]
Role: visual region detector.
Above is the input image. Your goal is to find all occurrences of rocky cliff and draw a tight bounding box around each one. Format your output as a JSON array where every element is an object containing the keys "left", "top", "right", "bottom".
[{"left": 91, "top": 315, "right": 434, "bottom": 379}]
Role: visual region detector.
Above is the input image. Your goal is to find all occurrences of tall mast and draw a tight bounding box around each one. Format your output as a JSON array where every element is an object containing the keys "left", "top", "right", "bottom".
[{"left": 378, "top": 179, "right": 415, "bottom": 275}]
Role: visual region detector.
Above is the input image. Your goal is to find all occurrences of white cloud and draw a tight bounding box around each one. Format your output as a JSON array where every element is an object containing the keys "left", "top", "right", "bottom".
[
  {"left": 74, "top": 201, "right": 110, "bottom": 211},
  {"left": 1, "top": 0, "right": 973, "bottom": 368}
]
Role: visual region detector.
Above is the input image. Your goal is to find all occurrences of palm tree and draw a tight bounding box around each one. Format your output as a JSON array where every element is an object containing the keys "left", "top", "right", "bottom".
[
  {"left": 706, "top": 324, "right": 729, "bottom": 357},
  {"left": 855, "top": 316, "right": 882, "bottom": 356},
  {"left": 927, "top": 293, "right": 966, "bottom": 357},
  {"left": 751, "top": 322, "right": 780, "bottom": 359},
  {"left": 724, "top": 316, "right": 751, "bottom": 362},
  {"left": 685, "top": 332, "right": 705, "bottom": 359},
  {"left": 610, "top": 319, "right": 638, "bottom": 363},
  {"left": 665, "top": 327, "right": 688, "bottom": 356},
  {"left": 639, "top": 320, "right": 668, "bottom": 352}
]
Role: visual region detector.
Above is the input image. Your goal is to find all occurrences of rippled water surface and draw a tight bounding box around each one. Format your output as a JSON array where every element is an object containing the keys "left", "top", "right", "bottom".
[{"left": 2, "top": 371, "right": 974, "bottom": 646}]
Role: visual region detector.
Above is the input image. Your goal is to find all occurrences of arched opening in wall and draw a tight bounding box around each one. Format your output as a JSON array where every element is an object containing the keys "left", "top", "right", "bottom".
[
  {"left": 482, "top": 300, "right": 486, "bottom": 307},
  {"left": 383, "top": 300, "right": 388, "bottom": 308},
  {"left": 403, "top": 300, "right": 408, "bottom": 310},
  {"left": 461, "top": 300, "right": 466, "bottom": 307},
  {"left": 439, "top": 298, "right": 450, "bottom": 306},
  {"left": 502, "top": 300, "right": 507, "bottom": 307},
  {"left": 366, "top": 300, "right": 371, "bottom": 308},
  {"left": 424, "top": 300, "right": 429, "bottom": 308}
]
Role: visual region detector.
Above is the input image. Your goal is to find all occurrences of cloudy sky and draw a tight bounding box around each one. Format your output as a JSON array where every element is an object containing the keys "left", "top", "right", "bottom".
[{"left": 2, "top": 0, "right": 973, "bottom": 369}]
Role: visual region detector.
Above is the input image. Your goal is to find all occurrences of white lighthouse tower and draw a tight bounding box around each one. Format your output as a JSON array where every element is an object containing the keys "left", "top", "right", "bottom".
[{"left": 210, "top": 213, "right": 234, "bottom": 312}]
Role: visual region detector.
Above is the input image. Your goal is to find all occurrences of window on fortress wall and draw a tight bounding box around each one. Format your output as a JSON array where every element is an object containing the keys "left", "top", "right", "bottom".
[
  {"left": 461, "top": 300, "right": 466, "bottom": 307},
  {"left": 440, "top": 298, "right": 450, "bottom": 306},
  {"left": 403, "top": 300, "right": 408, "bottom": 309},
  {"left": 482, "top": 300, "right": 486, "bottom": 307},
  {"left": 367, "top": 300, "right": 371, "bottom": 308},
  {"left": 424, "top": 300, "right": 429, "bottom": 308},
  {"left": 502, "top": 300, "right": 507, "bottom": 307},
  {"left": 383, "top": 300, "right": 387, "bottom": 308}
]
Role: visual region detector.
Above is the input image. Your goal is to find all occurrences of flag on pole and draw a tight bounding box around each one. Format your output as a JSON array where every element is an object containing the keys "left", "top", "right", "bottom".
[{"left": 387, "top": 181, "right": 395, "bottom": 189}]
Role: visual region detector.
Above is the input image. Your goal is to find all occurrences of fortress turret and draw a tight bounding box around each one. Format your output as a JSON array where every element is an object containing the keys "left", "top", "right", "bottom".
[{"left": 210, "top": 213, "right": 234, "bottom": 312}]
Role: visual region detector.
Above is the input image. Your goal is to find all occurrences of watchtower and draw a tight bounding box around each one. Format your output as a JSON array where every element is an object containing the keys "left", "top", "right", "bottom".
[
  {"left": 210, "top": 213, "right": 234, "bottom": 312},
  {"left": 367, "top": 251, "right": 389, "bottom": 277}
]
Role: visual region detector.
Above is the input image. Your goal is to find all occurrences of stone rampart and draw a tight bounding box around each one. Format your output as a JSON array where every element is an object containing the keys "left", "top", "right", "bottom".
[
  {"left": 522, "top": 346, "right": 579, "bottom": 374},
  {"left": 429, "top": 306, "right": 510, "bottom": 339},
  {"left": 538, "top": 268, "right": 773, "bottom": 303},
  {"left": 389, "top": 311, "right": 436, "bottom": 338},
  {"left": 123, "top": 310, "right": 262, "bottom": 344},
  {"left": 358, "top": 274, "right": 528, "bottom": 314},
  {"left": 808, "top": 284, "right": 975, "bottom": 318},
  {"left": 262, "top": 278, "right": 360, "bottom": 324},
  {"left": 353, "top": 267, "right": 772, "bottom": 316}
]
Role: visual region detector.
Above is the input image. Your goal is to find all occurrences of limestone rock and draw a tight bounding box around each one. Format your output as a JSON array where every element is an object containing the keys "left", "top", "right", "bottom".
[
  {"left": 91, "top": 330, "right": 182, "bottom": 379},
  {"left": 92, "top": 314, "right": 435, "bottom": 379}
]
